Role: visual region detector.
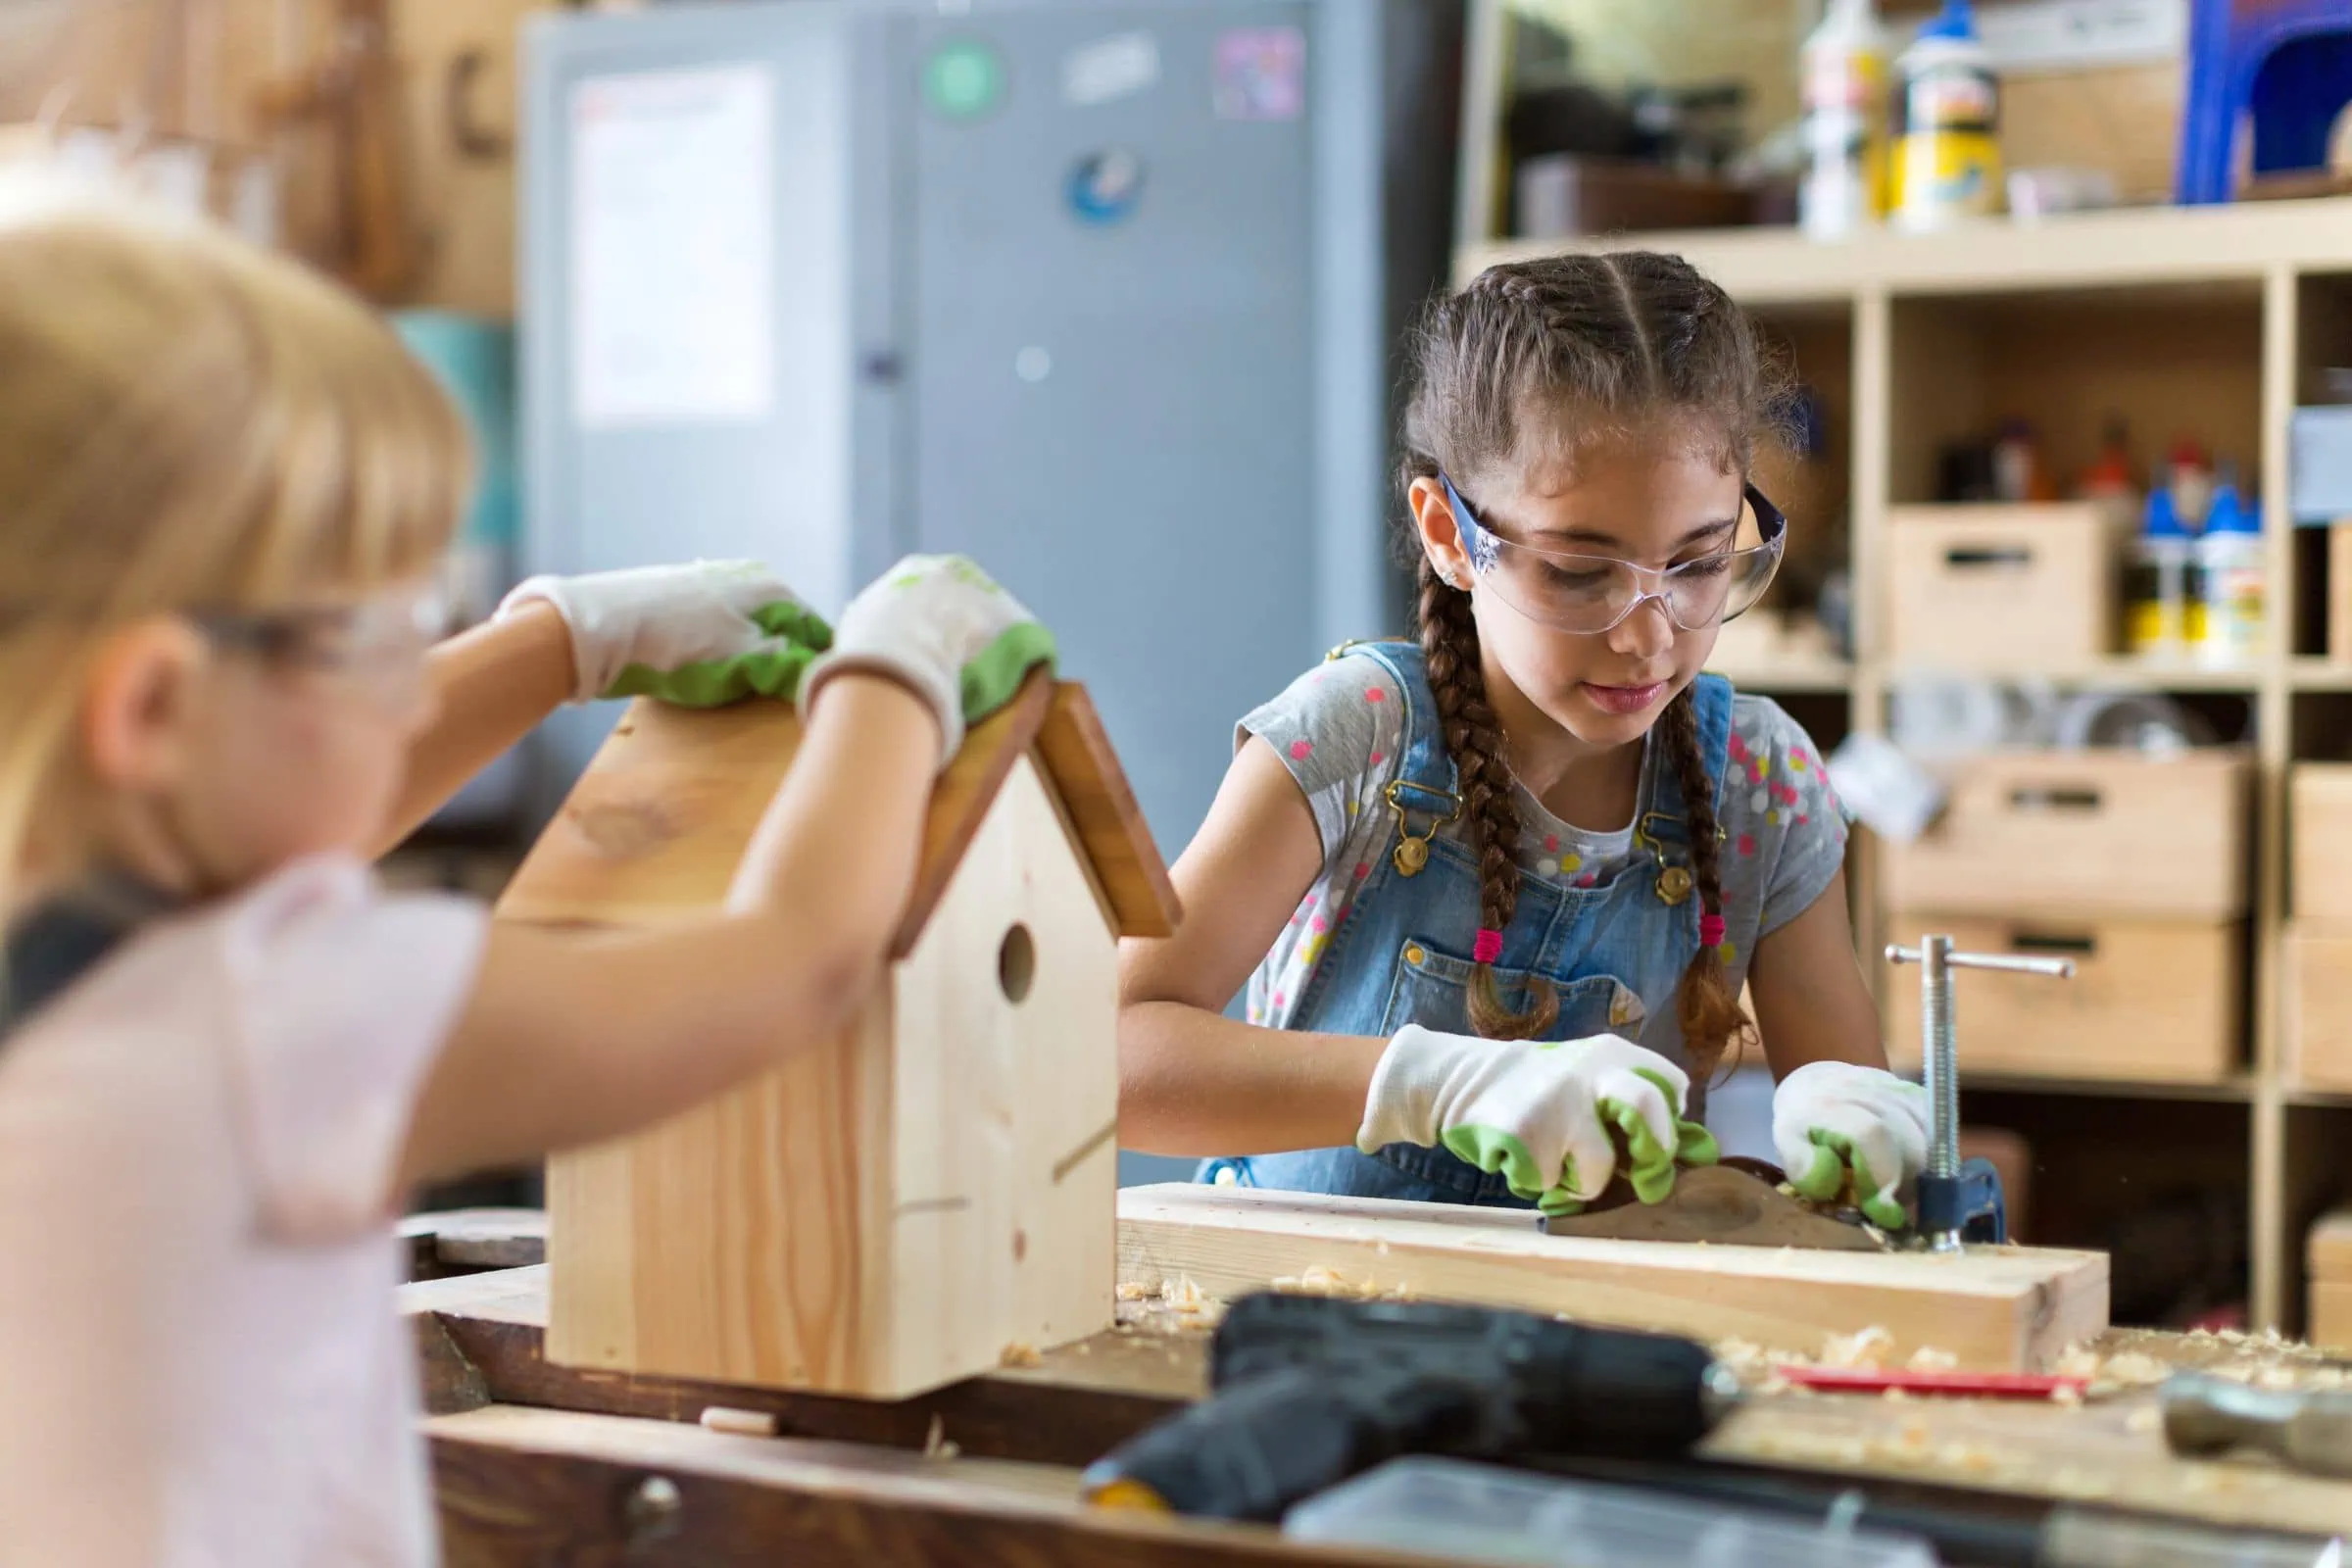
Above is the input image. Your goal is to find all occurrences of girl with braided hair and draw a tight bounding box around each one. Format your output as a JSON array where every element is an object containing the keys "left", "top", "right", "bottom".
[{"left": 1121, "top": 252, "right": 1927, "bottom": 1224}]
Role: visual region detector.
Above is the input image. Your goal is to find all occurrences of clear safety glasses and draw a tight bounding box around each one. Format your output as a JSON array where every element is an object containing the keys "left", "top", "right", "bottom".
[
  {"left": 189, "top": 579, "right": 449, "bottom": 710},
  {"left": 1442, "top": 475, "right": 1787, "bottom": 635}
]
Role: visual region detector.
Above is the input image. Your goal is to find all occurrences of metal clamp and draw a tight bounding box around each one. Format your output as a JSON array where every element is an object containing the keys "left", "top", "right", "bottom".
[{"left": 1886, "top": 936, "right": 2075, "bottom": 1253}]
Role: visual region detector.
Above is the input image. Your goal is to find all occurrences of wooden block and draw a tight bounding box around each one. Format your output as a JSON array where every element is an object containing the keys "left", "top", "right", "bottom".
[
  {"left": 2282, "top": 925, "right": 2352, "bottom": 1093},
  {"left": 2308, "top": 1210, "right": 2352, "bottom": 1283},
  {"left": 2291, "top": 764, "right": 2352, "bottom": 921},
  {"left": 1886, "top": 912, "right": 2241, "bottom": 1084},
  {"left": 1886, "top": 503, "right": 2132, "bottom": 668},
  {"left": 502, "top": 680, "right": 1169, "bottom": 1398},
  {"left": 1881, "top": 750, "right": 2251, "bottom": 920},
  {"left": 1117, "top": 1186, "right": 2109, "bottom": 1372},
  {"left": 2311, "top": 1283, "right": 2352, "bottom": 1352}
]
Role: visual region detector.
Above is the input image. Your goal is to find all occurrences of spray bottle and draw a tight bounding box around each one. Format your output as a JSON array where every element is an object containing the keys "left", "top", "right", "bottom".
[
  {"left": 1799, "top": 0, "right": 1889, "bottom": 238},
  {"left": 1890, "top": 0, "right": 2001, "bottom": 230}
]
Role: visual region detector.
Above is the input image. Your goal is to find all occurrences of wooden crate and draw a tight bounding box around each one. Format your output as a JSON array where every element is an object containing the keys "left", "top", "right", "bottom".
[
  {"left": 2310, "top": 1211, "right": 2352, "bottom": 1351},
  {"left": 1882, "top": 750, "right": 2252, "bottom": 920},
  {"left": 1887, "top": 503, "right": 2132, "bottom": 667},
  {"left": 1886, "top": 912, "right": 2241, "bottom": 1084},
  {"left": 2283, "top": 925, "right": 2352, "bottom": 1092},
  {"left": 2291, "top": 764, "right": 2352, "bottom": 921}
]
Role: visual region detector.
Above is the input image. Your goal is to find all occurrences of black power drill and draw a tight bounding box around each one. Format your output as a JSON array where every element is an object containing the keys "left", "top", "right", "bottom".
[{"left": 1080, "top": 1293, "right": 1741, "bottom": 1522}]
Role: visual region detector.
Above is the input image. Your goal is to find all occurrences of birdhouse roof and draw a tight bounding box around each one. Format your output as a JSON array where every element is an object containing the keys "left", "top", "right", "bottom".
[
  {"left": 493, "top": 672, "right": 1179, "bottom": 956},
  {"left": 890, "top": 671, "right": 1179, "bottom": 956}
]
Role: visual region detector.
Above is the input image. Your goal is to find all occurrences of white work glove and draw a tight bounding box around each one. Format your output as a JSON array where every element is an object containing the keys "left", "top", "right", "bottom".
[
  {"left": 1357, "top": 1025, "right": 1720, "bottom": 1216},
  {"left": 1772, "top": 1060, "right": 1931, "bottom": 1231},
  {"left": 499, "top": 561, "right": 829, "bottom": 707},
  {"left": 799, "top": 554, "right": 1056, "bottom": 769}
]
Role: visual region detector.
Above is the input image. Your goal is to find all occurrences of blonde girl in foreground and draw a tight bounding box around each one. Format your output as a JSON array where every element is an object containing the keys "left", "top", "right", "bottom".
[{"left": 0, "top": 191, "right": 1051, "bottom": 1565}]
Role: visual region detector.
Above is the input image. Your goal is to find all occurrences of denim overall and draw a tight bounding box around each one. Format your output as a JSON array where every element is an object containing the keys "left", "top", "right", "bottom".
[{"left": 1200, "top": 642, "right": 1734, "bottom": 1207}]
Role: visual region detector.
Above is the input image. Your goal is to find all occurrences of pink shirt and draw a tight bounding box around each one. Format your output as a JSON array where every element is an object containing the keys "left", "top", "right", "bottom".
[{"left": 0, "top": 856, "right": 486, "bottom": 1566}]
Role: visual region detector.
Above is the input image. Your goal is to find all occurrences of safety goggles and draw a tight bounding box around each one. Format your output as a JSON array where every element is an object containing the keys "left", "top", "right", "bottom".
[
  {"left": 1442, "top": 475, "right": 1787, "bottom": 635},
  {"left": 189, "top": 579, "right": 449, "bottom": 709}
]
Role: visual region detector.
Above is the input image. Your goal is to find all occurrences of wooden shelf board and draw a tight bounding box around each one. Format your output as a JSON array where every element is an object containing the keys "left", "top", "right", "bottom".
[
  {"left": 2281, "top": 1084, "right": 2352, "bottom": 1109},
  {"left": 1883, "top": 660, "right": 2263, "bottom": 693},
  {"left": 2290, "top": 658, "right": 2352, "bottom": 692},
  {"left": 1710, "top": 660, "right": 1854, "bottom": 694},
  {"left": 1456, "top": 198, "right": 2352, "bottom": 301}
]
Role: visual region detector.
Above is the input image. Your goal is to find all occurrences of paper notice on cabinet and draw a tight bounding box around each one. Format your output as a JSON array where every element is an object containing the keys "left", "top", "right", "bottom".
[{"left": 570, "top": 65, "right": 774, "bottom": 428}]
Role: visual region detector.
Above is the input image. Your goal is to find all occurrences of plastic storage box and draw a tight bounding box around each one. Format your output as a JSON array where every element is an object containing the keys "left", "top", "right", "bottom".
[{"left": 1282, "top": 1459, "right": 1935, "bottom": 1568}]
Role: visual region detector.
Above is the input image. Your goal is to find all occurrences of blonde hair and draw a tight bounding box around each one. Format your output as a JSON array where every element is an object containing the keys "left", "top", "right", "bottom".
[{"left": 0, "top": 184, "right": 470, "bottom": 920}]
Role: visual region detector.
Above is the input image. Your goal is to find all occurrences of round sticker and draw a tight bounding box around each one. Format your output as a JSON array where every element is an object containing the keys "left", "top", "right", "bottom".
[
  {"left": 923, "top": 39, "right": 1004, "bottom": 120},
  {"left": 1067, "top": 148, "right": 1145, "bottom": 225}
]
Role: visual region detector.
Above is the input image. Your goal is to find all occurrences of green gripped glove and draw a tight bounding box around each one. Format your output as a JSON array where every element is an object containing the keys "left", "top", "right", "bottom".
[
  {"left": 799, "top": 554, "right": 1057, "bottom": 770},
  {"left": 1773, "top": 1060, "right": 1931, "bottom": 1231},
  {"left": 1360, "top": 1027, "right": 1716, "bottom": 1220},
  {"left": 498, "top": 561, "right": 833, "bottom": 708},
  {"left": 602, "top": 600, "right": 835, "bottom": 707}
]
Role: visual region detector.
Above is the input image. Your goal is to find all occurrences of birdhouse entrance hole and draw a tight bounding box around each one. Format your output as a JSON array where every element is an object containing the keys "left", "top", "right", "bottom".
[{"left": 999, "top": 923, "right": 1036, "bottom": 1004}]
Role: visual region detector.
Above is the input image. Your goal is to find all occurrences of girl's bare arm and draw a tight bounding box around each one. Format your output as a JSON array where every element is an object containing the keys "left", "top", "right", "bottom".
[
  {"left": 1745, "top": 870, "right": 1890, "bottom": 1077},
  {"left": 396, "top": 673, "right": 940, "bottom": 1186},
  {"left": 1116, "top": 737, "right": 1388, "bottom": 1156},
  {"left": 373, "top": 604, "right": 573, "bottom": 856}
]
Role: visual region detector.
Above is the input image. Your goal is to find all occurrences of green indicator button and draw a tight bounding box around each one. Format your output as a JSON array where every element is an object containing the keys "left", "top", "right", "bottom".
[{"left": 923, "top": 39, "right": 1005, "bottom": 120}]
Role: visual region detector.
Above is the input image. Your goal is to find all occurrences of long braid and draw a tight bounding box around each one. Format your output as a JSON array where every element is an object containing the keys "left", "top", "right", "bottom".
[
  {"left": 1416, "top": 554, "right": 1558, "bottom": 1039},
  {"left": 1658, "top": 688, "right": 1755, "bottom": 1088}
]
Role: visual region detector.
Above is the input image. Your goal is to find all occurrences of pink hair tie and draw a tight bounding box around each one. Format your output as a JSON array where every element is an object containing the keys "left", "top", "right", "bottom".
[
  {"left": 1698, "top": 914, "right": 1727, "bottom": 948},
  {"left": 1472, "top": 928, "right": 1504, "bottom": 965}
]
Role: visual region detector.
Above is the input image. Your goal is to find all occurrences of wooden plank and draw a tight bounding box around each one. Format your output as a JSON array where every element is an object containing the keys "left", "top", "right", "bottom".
[
  {"left": 427, "top": 1406, "right": 1397, "bottom": 1568},
  {"left": 1117, "top": 1186, "right": 2109, "bottom": 1372},
  {"left": 1707, "top": 1366, "right": 2352, "bottom": 1541},
  {"left": 1035, "top": 684, "right": 1180, "bottom": 940},
  {"left": 2290, "top": 764, "right": 2352, "bottom": 922}
]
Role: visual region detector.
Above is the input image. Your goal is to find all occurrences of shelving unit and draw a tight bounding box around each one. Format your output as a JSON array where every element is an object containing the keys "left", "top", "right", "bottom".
[{"left": 1456, "top": 198, "right": 2352, "bottom": 1334}]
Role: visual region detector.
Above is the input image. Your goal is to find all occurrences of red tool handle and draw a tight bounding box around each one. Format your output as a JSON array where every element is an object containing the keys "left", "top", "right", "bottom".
[{"left": 1780, "top": 1366, "right": 2087, "bottom": 1399}]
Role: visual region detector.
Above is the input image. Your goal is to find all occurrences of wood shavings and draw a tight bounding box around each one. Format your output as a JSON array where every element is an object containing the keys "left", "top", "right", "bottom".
[
  {"left": 2055, "top": 1345, "right": 2105, "bottom": 1380},
  {"left": 1160, "top": 1276, "right": 1207, "bottom": 1311},
  {"left": 922, "top": 1415, "right": 960, "bottom": 1460},
  {"left": 1115, "top": 1282, "right": 1152, "bottom": 1301},
  {"left": 2092, "top": 1351, "right": 2170, "bottom": 1388},
  {"left": 998, "top": 1342, "right": 1043, "bottom": 1369},
  {"left": 1905, "top": 1347, "right": 1959, "bottom": 1373},
  {"left": 698, "top": 1406, "right": 777, "bottom": 1438},
  {"left": 2126, "top": 1405, "right": 2162, "bottom": 1435},
  {"left": 1819, "top": 1326, "right": 1895, "bottom": 1369},
  {"left": 2049, "top": 1382, "right": 2084, "bottom": 1407}
]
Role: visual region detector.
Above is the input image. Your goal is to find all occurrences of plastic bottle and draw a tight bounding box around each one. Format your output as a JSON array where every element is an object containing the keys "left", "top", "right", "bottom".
[
  {"left": 2125, "top": 488, "right": 2192, "bottom": 659},
  {"left": 2077, "top": 416, "right": 2137, "bottom": 505},
  {"left": 2167, "top": 438, "right": 2215, "bottom": 528},
  {"left": 2194, "top": 482, "right": 2265, "bottom": 667},
  {"left": 1798, "top": 0, "right": 1889, "bottom": 238},
  {"left": 1889, "top": 0, "right": 2001, "bottom": 230}
]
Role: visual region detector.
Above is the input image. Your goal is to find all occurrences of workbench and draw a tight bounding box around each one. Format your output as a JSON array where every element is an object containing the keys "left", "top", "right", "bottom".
[{"left": 403, "top": 1220, "right": 2352, "bottom": 1565}]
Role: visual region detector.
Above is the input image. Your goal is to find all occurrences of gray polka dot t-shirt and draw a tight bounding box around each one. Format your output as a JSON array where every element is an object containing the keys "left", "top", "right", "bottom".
[{"left": 1238, "top": 651, "right": 1850, "bottom": 1036}]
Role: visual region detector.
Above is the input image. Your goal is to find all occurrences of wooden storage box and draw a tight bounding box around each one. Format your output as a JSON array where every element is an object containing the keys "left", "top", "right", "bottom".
[
  {"left": 1882, "top": 750, "right": 2252, "bottom": 919},
  {"left": 2310, "top": 1211, "right": 2352, "bottom": 1352},
  {"left": 1887, "top": 503, "right": 2132, "bottom": 667},
  {"left": 1886, "top": 912, "right": 2241, "bottom": 1084},
  {"left": 2282, "top": 924, "right": 2352, "bottom": 1092},
  {"left": 2291, "top": 763, "right": 2352, "bottom": 921}
]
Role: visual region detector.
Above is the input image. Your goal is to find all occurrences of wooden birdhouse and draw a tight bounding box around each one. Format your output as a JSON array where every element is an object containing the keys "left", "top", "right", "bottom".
[{"left": 495, "top": 674, "right": 1179, "bottom": 1398}]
